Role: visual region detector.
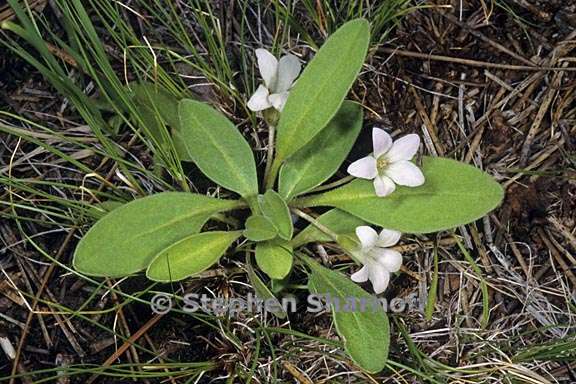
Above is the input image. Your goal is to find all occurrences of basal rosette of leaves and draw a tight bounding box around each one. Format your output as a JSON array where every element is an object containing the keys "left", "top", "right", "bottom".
[{"left": 73, "top": 19, "right": 503, "bottom": 373}]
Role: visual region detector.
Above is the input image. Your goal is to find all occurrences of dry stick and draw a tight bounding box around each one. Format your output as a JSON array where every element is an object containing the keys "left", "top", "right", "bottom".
[
  {"left": 548, "top": 217, "right": 576, "bottom": 253},
  {"left": 441, "top": 13, "right": 539, "bottom": 67},
  {"left": 518, "top": 67, "right": 565, "bottom": 167},
  {"left": 9, "top": 135, "right": 141, "bottom": 383},
  {"left": 379, "top": 48, "right": 576, "bottom": 72},
  {"left": 490, "top": 215, "right": 531, "bottom": 277},
  {"left": 429, "top": 82, "right": 443, "bottom": 125},
  {"left": 503, "top": 135, "right": 565, "bottom": 189},
  {"left": 508, "top": 0, "right": 552, "bottom": 21},
  {"left": 105, "top": 280, "right": 143, "bottom": 382},
  {"left": 463, "top": 83, "right": 508, "bottom": 164},
  {"left": 537, "top": 228, "right": 576, "bottom": 288},
  {"left": 552, "top": 87, "right": 576, "bottom": 126},
  {"left": 1, "top": 227, "right": 52, "bottom": 350},
  {"left": 282, "top": 361, "right": 313, "bottom": 384},
  {"left": 408, "top": 84, "right": 445, "bottom": 156},
  {"left": 17, "top": 254, "right": 87, "bottom": 357},
  {"left": 0, "top": 0, "right": 46, "bottom": 22},
  {"left": 33, "top": 290, "right": 84, "bottom": 358},
  {"left": 469, "top": 67, "right": 550, "bottom": 135},
  {"left": 517, "top": 28, "right": 576, "bottom": 164},
  {"left": 8, "top": 229, "right": 77, "bottom": 384},
  {"left": 544, "top": 228, "right": 576, "bottom": 269},
  {"left": 483, "top": 70, "right": 539, "bottom": 108},
  {"left": 85, "top": 314, "right": 164, "bottom": 384},
  {"left": 469, "top": 227, "right": 494, "bottom": 274}
]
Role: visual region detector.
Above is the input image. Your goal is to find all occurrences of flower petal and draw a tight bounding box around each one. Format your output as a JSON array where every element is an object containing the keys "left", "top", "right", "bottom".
[
  {"left": 347, "top": 156, "right": 377, "bottom": 179},
  {"left": 372, "top": 248, "right": 403, "bottom": 273},
  {"left": 368, "top": 263, "right": 390, "bottom": 294},
  {"left": 247, "top": 84, "right": 272, "bottom": 111},
  {"left": 372, "top": 128, "right": 393, "bottom": 158},
  {"left": 373, "top": 175, "right": 395, "bottom": 197},
  {"left": 275, "top": 54, "right": 301, "bottom": 92},
  {"left": 268, "top": 92, "right": 289, "bottom": 111},
  {"left": 385, "top": 160, "right": 425, "bottom": 187},
  {"left": 351, "top": 265, "right": 369, "bottom": 283},
  {"left": 377, "top": 228, "right": 401, "bottom": 247},
  {"left": 255, "top": 48, "right": 278, "bottom": 88},
  {"left": 386, "top": 134, "right": 420, "bottom": 162},
  {"left": 355, "top": 226, "right": 378, "bottom": 250}
]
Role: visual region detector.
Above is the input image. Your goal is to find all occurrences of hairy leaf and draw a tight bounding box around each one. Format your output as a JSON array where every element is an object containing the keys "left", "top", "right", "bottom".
[
  {"left": 279, "top": 101, "right": 363, "bottom": 200},
  {"left": 255, "top": 240, "right": 293, "bottom": 279},
  {"left": 147, "top": 231, "right": 241, "bottom": 282},
  {"left": 73, "top": 193, "right": 241, "bottom": 277},
  {"left": 296, "top": 157, "right": 504, "bottom": 233},
  {"left": 307, "top": 258, "right": 389, "bottom": 373},
  {"left": 177, "top": 99, "right": 258, "bottom": 197},
  {"left": 274, "top": 19, "right": 370, "bottom": 162},
  {"left": 244, "top": 215, "right": 278, "bottom": 242},
  {"left": 132, "top": 82, "right": 180, "bottom": 128},
  {"left": 259, "top": 190, "right": 293, "bottom": 240}
]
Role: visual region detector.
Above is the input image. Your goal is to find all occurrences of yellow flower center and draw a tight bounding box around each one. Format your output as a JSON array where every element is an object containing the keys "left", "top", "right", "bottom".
[{"left": 376, "top": 156, "right": 389, "bottom": 174}]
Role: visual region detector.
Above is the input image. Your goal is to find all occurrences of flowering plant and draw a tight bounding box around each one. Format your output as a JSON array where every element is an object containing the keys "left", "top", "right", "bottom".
[{"left": 73, "top": 19, "right": 503, "bottom": 373}]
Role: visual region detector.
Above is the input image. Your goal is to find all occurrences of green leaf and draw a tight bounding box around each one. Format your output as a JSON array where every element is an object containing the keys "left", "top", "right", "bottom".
[
  {"left": 306, "top": 258, "right": 389, "bottom": 373},
  {"left": 279, "top": 101, "right": 363, "bottom": 200},
  {"left": 132, "top": 82, "right": 180, "bottom": 128},
  {"left": 146, "top": 231, "right": 241, "bottom": 282},
  {"left": 243, "top": 215, "right": 278, "bottom": 242},
  {"left": 291, "top": 209, "right": 365, "bottom": 248},
  {"left": 246, "top": 261, "right": 287, "bottom": 319},
  {"left": 88, "top": 200, "right": 124, "bottom": 219},
  {"left": 177, "top": 99, "right": 258, "bottom": 197},
  {"left": 259, "top": 190, "right": 293, "bottom": 240},
  {"left": 73, "top": 192, "right": 241, "bottom": 277},
  {"left": 296, "top": 157, "right": 504, "bottom": 233},
  {"left": 255, "top": 240, "right": 293, "bottom": 279},
  {"left": 131, "top": 83, "right": 180, "bottom": 149},
  {"left": 274, "top": 19, "right": 370, "bottom": 162}
]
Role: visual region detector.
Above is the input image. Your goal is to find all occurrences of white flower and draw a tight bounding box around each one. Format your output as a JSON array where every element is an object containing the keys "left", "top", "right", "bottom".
[
  {"left": 247, "top": 48, "right": 301, "bottom": 112},
  {"left": 347, "top": 128, "right": 425, "bottom": 197},
  {"left": 350, "top": 226, "right": 403, "bottom": 294}
]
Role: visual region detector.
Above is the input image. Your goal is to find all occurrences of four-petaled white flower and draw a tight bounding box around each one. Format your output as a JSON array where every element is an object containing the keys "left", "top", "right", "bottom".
[
  {"left": 247, "top": 48, "right": 301, "bottom": 112},
  {"left": 351, "top": 226, "right": 403, "bottom": 294},
  {"left": 347, "top": 128, "right": 425, "bottom": 197}
]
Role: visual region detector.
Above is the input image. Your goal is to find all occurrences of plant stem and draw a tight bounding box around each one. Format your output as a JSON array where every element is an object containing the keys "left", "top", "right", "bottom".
[
  {"left": 264, "top": 156, "right": 282, "bottom": 190},
  {"left": 244, "top": 194, "right": 260, "bottom": 214},
  {"left": 289, "top": 194, "right": 321, "bottom": 209},
  {"left": 290, "top": 208, "right": 338, "bottom": 241},
  {"left": 262, "top": 124, "right": 275, "bottom": 188},
  {"left": 308, "top": 175, "right": 354, "bottom": 193},
  {"left": 210, "top": 213, "right": 240, "bottom": 227}
]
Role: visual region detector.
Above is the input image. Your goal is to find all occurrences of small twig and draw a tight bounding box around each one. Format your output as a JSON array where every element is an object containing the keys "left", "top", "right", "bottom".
[
  {"left": 0, "top": 336, "right": 16, "bottom": 360},
  {"left": 537, "top": 228, "right": 576, "bottom": 288},
  {"left": 519, "top": 66, "right": 565, "bottom": 166},
  {"left": 290, "top": 208, "right": 338, "bottom": 241},
  {"left": 408, "top": 84, "right": 445, "bottom": 156},
  {"left": 379, "top": 47, "right": 576, "bottom": 72},
  {"left": 441, "top": 13, "right": 539, "bottom": 67},
  {"left": 308, "top": 175, "right": 353, "bottom": 194},
  {"left": 85, "top": 314, "right": 164, "bottom": 384}
]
